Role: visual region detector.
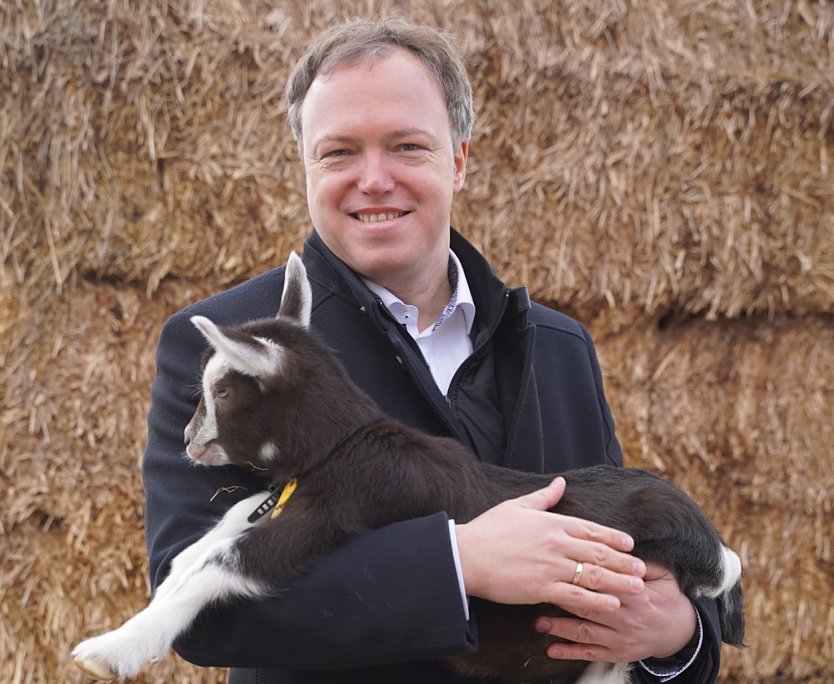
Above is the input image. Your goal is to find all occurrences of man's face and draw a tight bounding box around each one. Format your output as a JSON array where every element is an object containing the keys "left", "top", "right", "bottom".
[{"left": 300, "top": 48, "right": 468, "bottom": 293}]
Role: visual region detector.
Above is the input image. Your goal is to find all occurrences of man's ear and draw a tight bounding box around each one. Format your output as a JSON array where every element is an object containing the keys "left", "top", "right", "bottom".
[{"left": 453, "top": 139, "right": 469, "bottom": 192}]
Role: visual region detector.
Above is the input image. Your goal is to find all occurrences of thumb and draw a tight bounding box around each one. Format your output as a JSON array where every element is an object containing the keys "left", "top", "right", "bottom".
[{"left": 516, "top": 476, "right": 565, "bottom": 511}]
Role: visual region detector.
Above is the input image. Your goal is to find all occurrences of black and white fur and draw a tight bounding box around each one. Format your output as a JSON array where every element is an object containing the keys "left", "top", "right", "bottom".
[{"left": 73, "top": 253, "right": 744, "bottom": 682}]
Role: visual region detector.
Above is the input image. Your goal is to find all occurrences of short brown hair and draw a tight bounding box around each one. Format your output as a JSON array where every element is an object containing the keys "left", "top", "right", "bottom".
[{"left": 286, "top": 17, "right": 474, "bottom": 151}]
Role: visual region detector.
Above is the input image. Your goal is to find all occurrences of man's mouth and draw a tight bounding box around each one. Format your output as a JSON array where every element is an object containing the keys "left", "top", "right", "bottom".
[{"left": 352, "top": 211, "right": 409, "bottom": 224}]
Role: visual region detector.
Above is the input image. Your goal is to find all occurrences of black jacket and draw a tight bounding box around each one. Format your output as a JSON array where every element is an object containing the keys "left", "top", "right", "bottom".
[{"left": 141, "top": 229, "right": 721, "bottom": 683}]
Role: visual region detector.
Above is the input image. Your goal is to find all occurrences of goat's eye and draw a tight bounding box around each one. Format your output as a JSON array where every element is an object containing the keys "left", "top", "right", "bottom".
[{"left": 215, "top": 387, "right": 230, "bottom": 399}]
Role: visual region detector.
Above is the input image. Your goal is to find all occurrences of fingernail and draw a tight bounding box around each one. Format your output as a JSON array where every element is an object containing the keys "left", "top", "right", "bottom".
[
  {"left": 630, "top": 576, "right": 644, "bottom": 591},
  {"left": 622, "top": 535, "right": 635, "bottom": 550},
  {"left": 536, "top": 619, "right": 551, "bottom": 633},
  {"left": 633, "top": 560, "right": 646, "bottom": 575},
  {"left": 607, "top": 596, "right": 620, "bottom": 610}
]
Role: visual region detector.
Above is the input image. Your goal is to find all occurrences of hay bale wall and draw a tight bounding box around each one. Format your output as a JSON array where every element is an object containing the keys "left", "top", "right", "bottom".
[{"left": 2, "top": 1, "right": 831, "bottom": 681}]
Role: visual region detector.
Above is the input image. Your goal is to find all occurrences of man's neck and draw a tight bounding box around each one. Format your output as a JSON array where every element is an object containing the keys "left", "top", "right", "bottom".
[
  {"left": 413, "top": 278, "right": 453, "bottom": 332},
  {"left": 378, "top": 266, "right": 452, "bottom": 333}
]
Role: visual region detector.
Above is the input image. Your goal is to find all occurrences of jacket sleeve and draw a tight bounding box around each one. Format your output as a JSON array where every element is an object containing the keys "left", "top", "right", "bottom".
[
  {"left": 141, "top": 309, "right": 475, "bottom": 669},
  {"left": 579, "top": 323, "right": 623, "bottom": 467}
]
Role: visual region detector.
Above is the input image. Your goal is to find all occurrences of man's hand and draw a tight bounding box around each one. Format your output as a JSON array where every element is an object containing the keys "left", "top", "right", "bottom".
[
  {"left": 455, "top": 477, "right": 646, "bottom": 614},
  {"left": 536, "top": 561, "right": 697, "bottom": 662}
]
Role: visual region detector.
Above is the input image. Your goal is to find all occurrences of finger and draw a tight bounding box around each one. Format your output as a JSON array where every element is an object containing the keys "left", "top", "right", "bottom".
[
  {"left": 546, "top": 639, "right": 614, "bottom": 662},
  {"left": 560, "top": 539, "right": 646, "bottom": 578},
  {"left": 642, "top": 560, "right": 675, "bottom": 580},
  {"left": 561, "top": 559, "right": 645, "bottom": 595},
  {"left": 546, "top": 581, "right": 622, "bottom": 614},
  {"left": 536, "top": 615, "right": 614, "bottom": 654},
  {"left": 515, "top": 477, "right": 566, "bottom": 511},
  {"left": 555, "top": 515, "right": 637, "bottom": 555}
]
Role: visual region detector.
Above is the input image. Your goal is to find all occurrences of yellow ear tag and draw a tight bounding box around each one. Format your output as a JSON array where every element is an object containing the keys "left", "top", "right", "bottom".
[{"left": 271, "top": 478, "right": 298, "bottom": 518}]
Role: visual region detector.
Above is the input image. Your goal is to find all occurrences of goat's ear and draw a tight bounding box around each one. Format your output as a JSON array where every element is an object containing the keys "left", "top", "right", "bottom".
[
  {"left": 278, "top": 251, "right": 312, "bottom": 328},
  {"left": 191, "top": 315, "right": 283, "bottom": 381}
]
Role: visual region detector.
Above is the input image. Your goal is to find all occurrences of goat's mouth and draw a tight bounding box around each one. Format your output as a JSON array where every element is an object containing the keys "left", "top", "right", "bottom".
[{"left": 185, "top": 441, "right": 230, "bottom": 467}]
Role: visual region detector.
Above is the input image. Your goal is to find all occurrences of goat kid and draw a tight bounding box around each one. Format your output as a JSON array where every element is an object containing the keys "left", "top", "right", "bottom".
[{"left": 73, "top": 252, "right": 744, "bottom": 682}]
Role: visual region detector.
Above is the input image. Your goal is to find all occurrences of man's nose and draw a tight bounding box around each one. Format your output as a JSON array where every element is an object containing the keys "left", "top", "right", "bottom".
[{"left": 357, "top": 152, "right": 395, "bottom": 194}]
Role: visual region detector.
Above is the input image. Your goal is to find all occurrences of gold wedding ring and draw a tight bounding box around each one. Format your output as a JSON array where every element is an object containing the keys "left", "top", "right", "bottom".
[{"left": 571, "top": 561, "right": 584, "bottom": 585}]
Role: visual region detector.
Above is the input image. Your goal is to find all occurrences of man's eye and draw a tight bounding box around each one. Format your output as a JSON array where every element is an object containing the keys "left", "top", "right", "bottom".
[
  {"left": 398, "top": 143, "right": 421, "bottom": 152},
  {"left": 322, "top": 149, "right": 351, "bottom": 158}
]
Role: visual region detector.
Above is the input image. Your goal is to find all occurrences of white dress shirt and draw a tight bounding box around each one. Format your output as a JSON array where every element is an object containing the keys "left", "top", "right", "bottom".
[{"left": 364, "top": 250, "right": 475, "bottom": 396}]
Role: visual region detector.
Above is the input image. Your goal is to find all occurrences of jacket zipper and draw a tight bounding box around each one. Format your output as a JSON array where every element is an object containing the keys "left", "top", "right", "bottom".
[
  {"left": 446, "top": 289, "right": 511, "bottom": 411},
  {"left": 372, "top": 298, "right": 465, "bottom": 440}
]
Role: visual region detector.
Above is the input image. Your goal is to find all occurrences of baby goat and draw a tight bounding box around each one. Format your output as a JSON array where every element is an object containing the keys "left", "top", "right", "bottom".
[{"left": 73, "top": 253, "right": 744, "bottom": 682}]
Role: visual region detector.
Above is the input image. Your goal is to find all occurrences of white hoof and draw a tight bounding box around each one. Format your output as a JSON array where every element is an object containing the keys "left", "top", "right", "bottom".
[
  {"left": 72, "top": 627, "right": 161, "bottom": 680},
  {"left": 73, "top": 655, "right": 117, "bottom": 680}
]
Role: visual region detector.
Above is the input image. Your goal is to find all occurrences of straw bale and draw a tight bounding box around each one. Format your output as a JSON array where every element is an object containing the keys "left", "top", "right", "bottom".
[
  {"left": 1, "top": 0, "right": 310, "bottom": 297},
  {"left": 0, "top": 279, "right": 224, "bottom": 683},
  {"left": 3, "top": 0, "right": 832, "bottom": 316},
  {"left": 2, "top": 0, "right": 833, "bottom": 681},
  {"left": 457, "top": 0, "right": 834, "bottom": 319}
]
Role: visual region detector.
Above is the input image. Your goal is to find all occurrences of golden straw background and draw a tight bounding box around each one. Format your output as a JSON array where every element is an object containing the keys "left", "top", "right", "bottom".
[{"left": 2, "top": 1, "right": 832, "bottom": 682}]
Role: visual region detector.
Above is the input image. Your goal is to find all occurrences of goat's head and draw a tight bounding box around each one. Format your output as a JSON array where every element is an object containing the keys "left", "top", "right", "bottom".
[{"left": 183, "top": 252, "right": 315, "bottom": 475}]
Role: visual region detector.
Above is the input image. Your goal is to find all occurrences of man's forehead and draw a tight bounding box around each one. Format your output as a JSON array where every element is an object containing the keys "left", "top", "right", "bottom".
[{"left": 300, "top": 51, "right": 451, "bottom": 148}]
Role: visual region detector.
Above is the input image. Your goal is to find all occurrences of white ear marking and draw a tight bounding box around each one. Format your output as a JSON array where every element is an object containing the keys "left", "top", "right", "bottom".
[
  {"left": 191, "top": 316, "right": 284, "bottom": 381},
  {"left": 278, "top": 252, "right": 312, "bottom": 328},
  {"left": 191, "top": 315, "right": 223, "bottom": 347}
]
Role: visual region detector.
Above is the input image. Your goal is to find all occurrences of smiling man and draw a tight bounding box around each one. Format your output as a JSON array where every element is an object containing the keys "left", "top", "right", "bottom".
[
  {"left": 142, "top": 17, "right": 725, "bottom": 684},
  {"left": 300, "top": 48, "right": 468, "bottom": 330}
]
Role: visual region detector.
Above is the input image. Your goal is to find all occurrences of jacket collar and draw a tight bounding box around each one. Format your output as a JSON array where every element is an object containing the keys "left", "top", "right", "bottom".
[
  {"left": 302, "top": 227, "right": 529, "bottom": 333},
  {"left": 301, "top": 229, "right": 542, "bottom": 471},
  {"left": 302, "top": 230, "right": 380, "bottom": 313}
]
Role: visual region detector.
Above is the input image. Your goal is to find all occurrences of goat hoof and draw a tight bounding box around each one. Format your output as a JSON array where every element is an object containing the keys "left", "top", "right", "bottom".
[{"left": 74, "top": 656, "right": 117, "bottom": 680}]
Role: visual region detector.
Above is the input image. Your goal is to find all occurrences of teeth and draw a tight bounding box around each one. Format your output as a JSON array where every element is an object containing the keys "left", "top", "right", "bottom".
[{"left": 356, "top": 212, "right": 404, "bottom": 224}]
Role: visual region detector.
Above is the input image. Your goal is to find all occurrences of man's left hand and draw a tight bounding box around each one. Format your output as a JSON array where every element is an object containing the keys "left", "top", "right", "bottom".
[{"left": 535, "top": 561, "right": 697, "bottom": 662}]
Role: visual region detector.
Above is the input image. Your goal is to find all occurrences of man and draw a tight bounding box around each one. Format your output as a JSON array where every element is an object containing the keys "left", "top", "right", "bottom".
[{"left": 142, "top": 17, "right": 722, "bottom": 683}]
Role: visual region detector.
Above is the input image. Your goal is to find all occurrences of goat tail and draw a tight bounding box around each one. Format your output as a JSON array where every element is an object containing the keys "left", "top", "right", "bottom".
[
  {"left": 717, "top": 580, "right": 746, "bottom": 646},
  {"left": 714, "top": 545, "right": 747, "bottom": 647}
]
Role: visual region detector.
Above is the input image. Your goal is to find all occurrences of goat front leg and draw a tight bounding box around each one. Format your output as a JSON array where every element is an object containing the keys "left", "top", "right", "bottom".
[
  {"left": 73, "top": 492, "right": 267, "bottom": 680},
  {"left": 73, "top": 535, "right": 266, "bottom": 679},
  {"left": 154, "top": 491, "right": 267, "bottom": 601}
]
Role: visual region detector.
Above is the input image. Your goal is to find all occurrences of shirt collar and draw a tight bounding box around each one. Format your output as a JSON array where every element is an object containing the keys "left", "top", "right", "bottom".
[
  {"left": 448, "top": 250, "right": 476, "bottom": 333},
  {"left": 363, "top": 251, "right": 476, "bottom": 335}
]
